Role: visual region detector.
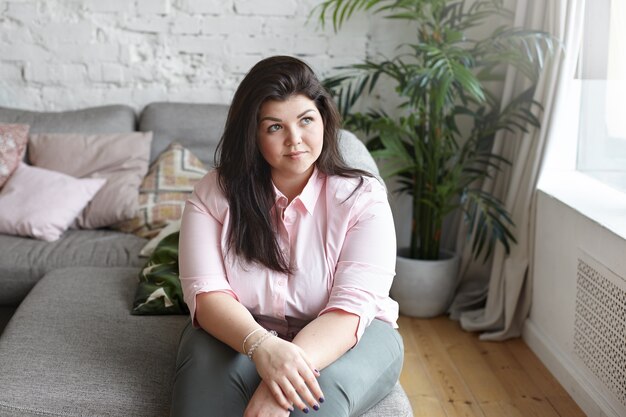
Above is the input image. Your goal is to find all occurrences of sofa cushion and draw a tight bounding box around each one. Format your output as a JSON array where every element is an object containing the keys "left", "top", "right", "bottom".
[
  {"left": 0, "top": 230, "right": 146, "bottom": 306},
  {"left": 0, "top": 163, "right": 105, "bottom": 242},
  {"left": 28, "top": 132, "right": 153, "bottom": 229},
  {"left": 0, "top": 307, "right": 14, "bottom": 335},
  {"left": 0, "top": 266, "right": 189, "bottom": 417},
  {"left": 139, "top": 102, "right": 229, "bottom": 166},
  {"left": 0, "top": 124, "right": 29, "bottom": 188},
  {"left": 133, "top": 231, "right": 188, "bottom": 315},
  {"left": 113, "top": 142, "right": 207, "bottom": 238},
  {"left": 0, "top": 104, "right": 136, "bottom": 135},
  {"left": 338, "top": 129, "right": 384, "bottom": 185},
  {"left": 139, "top": 219, "right": 181, "bottom": 257}
]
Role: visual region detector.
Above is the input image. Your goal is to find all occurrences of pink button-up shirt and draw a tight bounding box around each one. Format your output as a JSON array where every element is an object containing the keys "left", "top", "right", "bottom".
[{"left": 179, "top": 168, "right": 399, "bottom": 343}]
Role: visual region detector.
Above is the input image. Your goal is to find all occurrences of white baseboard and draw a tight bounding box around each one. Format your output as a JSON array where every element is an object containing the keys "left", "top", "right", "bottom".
[{"left": 523, "top": 318, "right": 620, "bottom": 417}]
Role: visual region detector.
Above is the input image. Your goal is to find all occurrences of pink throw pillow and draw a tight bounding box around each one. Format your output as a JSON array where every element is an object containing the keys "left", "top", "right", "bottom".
[
  {"left": 0, "top": 124, "right": 29, "bottom": 188},
  {"left": 0, "top": 162, "right": 106, "bottom": 241}
]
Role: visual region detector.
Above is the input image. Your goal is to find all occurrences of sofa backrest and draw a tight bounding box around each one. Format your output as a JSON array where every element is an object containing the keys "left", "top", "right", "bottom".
[
  {"left": 0, "top": 105, "right": 136, "bottom": 134},
  {"left": 0, "top": 102, "right": 382, "bottom": 182},
  {"left": 138, "top": 102, "right": 228, "bottom": 167},
  {"left": 137, "top": 102, "right": 382, "bottom": 182}
]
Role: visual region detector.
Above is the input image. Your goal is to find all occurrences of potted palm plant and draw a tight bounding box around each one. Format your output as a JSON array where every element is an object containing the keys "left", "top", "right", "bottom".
[{"left": 315, "top": 0, "right": 555, "bottom": 316}]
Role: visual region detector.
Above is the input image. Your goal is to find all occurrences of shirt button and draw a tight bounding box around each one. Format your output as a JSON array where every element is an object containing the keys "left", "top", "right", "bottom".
[{"left": 278, "top": 279, "right": 286, "bottom": 286}]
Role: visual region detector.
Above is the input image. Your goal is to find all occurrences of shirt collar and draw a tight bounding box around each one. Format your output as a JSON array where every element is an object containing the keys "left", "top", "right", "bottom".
[{"left": 272, "top": 167, "right": 324, "bottom": 215}]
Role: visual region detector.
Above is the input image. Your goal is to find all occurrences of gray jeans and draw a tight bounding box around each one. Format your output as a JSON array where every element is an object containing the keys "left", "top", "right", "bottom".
[{"left": 170, "top": 319, "right": 404, "bottom": 417}]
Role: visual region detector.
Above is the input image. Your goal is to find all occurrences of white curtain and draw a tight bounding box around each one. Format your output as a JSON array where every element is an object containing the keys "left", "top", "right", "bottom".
[{"left": 449, "top": 0, "right": 586, "bottom": 340}]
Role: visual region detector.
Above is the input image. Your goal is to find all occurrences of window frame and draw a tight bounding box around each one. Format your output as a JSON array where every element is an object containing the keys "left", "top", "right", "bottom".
[{"left": 575, "top": 0, "right": 626, "bottom": 191}]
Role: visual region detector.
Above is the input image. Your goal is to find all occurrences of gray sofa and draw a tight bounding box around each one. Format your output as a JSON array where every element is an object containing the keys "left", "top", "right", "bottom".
[{"left": 0, "top": 103, "right": 413, "bottom": 417}]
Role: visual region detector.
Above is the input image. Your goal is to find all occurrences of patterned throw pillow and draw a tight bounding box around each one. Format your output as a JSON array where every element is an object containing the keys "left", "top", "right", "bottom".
[
  {"left": 114, "top": 142, "right": 208, "bottom": 238},
  {"left": 132, "top": 231, "right": 189, "bottom": 315},
  {"left": 0, "top": 124, "right": 29, "bottom": 188}
]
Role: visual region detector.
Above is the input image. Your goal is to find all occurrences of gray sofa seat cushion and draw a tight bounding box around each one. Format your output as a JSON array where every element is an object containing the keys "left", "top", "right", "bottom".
[
  {"left": 363, "top": 383, "right": 413, "bottom": 417},
  {"left": 0, "top": 104, "right": 136, "bottom": 135},
  {"left": 0, "top": 266, "right": 189, "bottom": 417},
  {"left": 0, "top": 266, "right": 413, "bottom": 417},
  {"left": 0, "top": 230, "right": 146, "bottom": 306}
]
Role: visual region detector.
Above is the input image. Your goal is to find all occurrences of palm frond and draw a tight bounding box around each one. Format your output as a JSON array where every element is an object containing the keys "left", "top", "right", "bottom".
[
  {"left": 314, "top": 0, "right": 555, "bottom": 261},
  {"left": 314, "top": 0, "right": 393, "bottom": 31},
  {"left": 463, "top": 189, "right": 516, "bottom": 262}
]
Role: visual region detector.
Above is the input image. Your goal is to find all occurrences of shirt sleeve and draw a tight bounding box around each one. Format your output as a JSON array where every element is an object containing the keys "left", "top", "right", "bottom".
[
  {"left": 318, "top": 178, "right": 397, "bottom": 344},
  {"left": 179, "top": 172, "right": 238, "bottom": 328}
]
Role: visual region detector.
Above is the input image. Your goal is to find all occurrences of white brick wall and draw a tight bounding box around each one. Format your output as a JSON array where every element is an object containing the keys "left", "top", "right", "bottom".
[{"left": 0, "top": 0, "right": 412, "bottom": 111}]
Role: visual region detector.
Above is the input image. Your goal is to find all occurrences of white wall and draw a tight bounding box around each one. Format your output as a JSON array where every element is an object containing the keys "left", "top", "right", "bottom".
[
  {"left": 0, "top": 0, "right": 413, "bottom": 112},
  {"left": 0, "top": 0, "right": 417, "bottom": 244}
]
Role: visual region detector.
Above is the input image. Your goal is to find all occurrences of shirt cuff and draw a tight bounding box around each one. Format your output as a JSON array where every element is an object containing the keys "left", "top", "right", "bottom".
[
  {"left": 181, "top": 277, "right": 238, "bottom": 327},
  {"left": 318, "top": 288, "right": 379, "bottom": 345}
]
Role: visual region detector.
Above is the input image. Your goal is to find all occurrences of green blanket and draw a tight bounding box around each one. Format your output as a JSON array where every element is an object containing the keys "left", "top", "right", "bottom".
[{"left": 132, "top": 232, "right": 189, "bottom": 315}]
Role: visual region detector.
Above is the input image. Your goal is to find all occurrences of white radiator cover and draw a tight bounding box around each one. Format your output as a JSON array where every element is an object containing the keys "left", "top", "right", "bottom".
[
  {"left": 526, "top": 190, "right": 626, "bottom": 417},
  {"left": 574, "top": 251, "right": 626, "bottom": 416}
]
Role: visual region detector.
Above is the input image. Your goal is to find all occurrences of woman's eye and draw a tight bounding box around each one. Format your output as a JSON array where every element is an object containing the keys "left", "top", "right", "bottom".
[
  {"left": 268, "top": 124, "right": 281, "bottom": 133},
  {"left": 301, "top": 117, "right": 313, "bottom": 125}
]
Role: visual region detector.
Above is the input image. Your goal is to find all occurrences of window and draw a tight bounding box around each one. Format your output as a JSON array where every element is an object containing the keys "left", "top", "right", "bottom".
[{"left": 577, "top": 0, "right": 626, "bottom": 192}]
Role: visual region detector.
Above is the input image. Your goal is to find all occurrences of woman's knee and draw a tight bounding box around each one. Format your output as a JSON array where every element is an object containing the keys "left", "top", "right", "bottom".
[
  {"left": 171, "top": 322, "right": 261, "bottom": 417},
  {"left": 308, "top": 321, "right": 404, "bottom": 417}
]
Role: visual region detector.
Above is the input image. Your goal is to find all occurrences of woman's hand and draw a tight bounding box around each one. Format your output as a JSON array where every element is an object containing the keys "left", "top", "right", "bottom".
[
  {"left": 244, "top": 381, "right": 291, "bottom": 417},
  {"left": 252, "top": 335, "right": 324, "bottom": 413}
]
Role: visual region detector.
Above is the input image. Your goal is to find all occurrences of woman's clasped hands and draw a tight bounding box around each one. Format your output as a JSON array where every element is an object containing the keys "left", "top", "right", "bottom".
[{"left": 244, "top": 332, "right": 324, "bottom": 417}]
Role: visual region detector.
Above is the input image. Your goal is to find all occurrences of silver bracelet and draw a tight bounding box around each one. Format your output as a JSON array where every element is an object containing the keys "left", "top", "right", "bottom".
[
  {"left": 242, "top": 328, "right": 265, "bottom": 355},
  {"left": 247, "top": 330, "right": 277, "bottom": 361}
]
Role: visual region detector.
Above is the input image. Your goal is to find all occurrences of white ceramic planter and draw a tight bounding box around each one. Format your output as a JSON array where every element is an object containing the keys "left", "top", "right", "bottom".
[{"left": 390, "top": 248, "right": 460, "bottom": 318}]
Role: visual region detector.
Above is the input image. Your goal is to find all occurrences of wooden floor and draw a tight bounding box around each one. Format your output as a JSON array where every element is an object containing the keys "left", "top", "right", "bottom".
[{"left": 396, "top": 316, "right": 587, "bottom": 417}]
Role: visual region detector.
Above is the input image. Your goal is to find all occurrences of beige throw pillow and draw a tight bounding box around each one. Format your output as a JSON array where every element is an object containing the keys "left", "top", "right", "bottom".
[
  {"left": 28, "top": 132, "right": 153, "bottom": 229},
  {"left": 113, "top": 142, "right": 207, "bottom": 238}
]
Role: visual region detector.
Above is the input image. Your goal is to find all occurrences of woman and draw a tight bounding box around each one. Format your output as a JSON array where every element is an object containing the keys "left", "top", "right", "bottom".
[{"left": 171, "top": 55, "right": 403, "bottom": 417}]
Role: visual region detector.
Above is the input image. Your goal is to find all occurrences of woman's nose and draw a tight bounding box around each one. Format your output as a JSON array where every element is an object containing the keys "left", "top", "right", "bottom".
[{"left": 285, "top": 128, "right": 302, "bottom": 146}]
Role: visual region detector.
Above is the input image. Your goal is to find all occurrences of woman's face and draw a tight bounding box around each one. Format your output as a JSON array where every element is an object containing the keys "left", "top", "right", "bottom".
[{"left": 257, "top": 94, "right": 324, "bottom": 189}]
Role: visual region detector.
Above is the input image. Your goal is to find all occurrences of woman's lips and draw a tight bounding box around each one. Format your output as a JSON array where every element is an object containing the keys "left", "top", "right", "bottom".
[{"left": 285, "top": 151, "right": 306, "bottom": 159}]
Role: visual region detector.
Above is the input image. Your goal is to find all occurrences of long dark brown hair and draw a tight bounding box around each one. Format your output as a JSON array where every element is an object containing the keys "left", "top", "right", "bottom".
[{"left": 215, "top": 55, "right": 371, "bottom": 273}]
